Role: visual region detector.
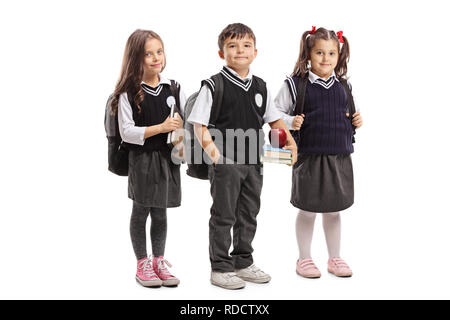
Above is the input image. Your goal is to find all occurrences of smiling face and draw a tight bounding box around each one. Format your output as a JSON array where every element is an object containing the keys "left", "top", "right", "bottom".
[
  {"left": 219, "top": 34, "right": 257, "bottom": 76},
  {"left": 309, "top": 39, "right": 339, "bottom": 79},
  {"left": 143, "top": 38, "right": 165, "bottom": 78}
]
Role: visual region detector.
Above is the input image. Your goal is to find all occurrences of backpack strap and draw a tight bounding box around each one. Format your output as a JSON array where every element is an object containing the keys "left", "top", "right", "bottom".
[
  {"left": 126, "top": 91, "right": 134, "bottom": 113},
  {"left": 204, "top": 73, "right": 224, "bottom": 128},
  {"left": 169, "top": 80, "right": 183, "bottom": 119},
  {"left": 294, "top": 75, "right": 308, "bottom": 116},
  {"left": 339, "top": 79, "right": 356, "bottom": 143},
  {"left": 287, "top": 75, "right": 308, "bottom": 141}
]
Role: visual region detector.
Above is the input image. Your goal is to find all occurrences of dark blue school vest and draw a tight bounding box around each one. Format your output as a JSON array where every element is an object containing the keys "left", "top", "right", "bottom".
[{"left": 288, "top": 76, "right": 353, "bottom": 155}]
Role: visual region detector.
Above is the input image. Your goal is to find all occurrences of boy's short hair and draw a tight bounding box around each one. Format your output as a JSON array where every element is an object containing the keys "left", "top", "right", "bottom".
[{"left": 218, "top": 23, "right": 256, "bottom": 51}]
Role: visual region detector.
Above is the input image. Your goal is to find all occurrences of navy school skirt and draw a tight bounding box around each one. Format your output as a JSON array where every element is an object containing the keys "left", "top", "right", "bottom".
[
  {"left": 291, "top": 154, "right": 354, "bottom": 213},
  {"left": 128, "top": 149, "right": 181, "bottom": 208}
]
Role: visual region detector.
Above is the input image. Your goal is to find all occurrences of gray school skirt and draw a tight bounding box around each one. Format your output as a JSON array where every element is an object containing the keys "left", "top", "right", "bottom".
[
  {"left": 291, "top": 154, "right": 354, "bottom": 213},
  {"left": 128, "top": 149, "right": 181, "bottom": 208}
]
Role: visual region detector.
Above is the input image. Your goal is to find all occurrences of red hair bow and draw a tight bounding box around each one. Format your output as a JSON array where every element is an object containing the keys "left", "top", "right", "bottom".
[
  {"left": 310, "top": 26, "right": 316, "bottom": 34},
  {"left": 337, "top": 31, "right": 344, "bottom": 43}
]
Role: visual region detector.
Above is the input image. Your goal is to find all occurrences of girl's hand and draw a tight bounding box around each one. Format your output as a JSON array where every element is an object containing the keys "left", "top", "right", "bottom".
[
  {"left": 174, "top": 112, "right": 184, "bottom": 129},
  {"left": 346, "top": 112, "right": 363, "bottom": 129},
  {"left": 160, "top": 115, "right": 182, "bottom": 133},
  {"left": 292, "top": 114, "right": 305, "bottom": 130}
]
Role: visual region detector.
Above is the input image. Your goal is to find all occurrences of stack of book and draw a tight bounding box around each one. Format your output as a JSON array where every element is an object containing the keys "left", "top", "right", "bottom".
[{"left": 260, "top": 145, "right": 293, "bottom": 165}]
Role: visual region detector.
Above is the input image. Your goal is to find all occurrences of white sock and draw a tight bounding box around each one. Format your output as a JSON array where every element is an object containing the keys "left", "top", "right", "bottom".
[
  {"left": 322, "top": 212, "right": 341, "bottom": 258},
  {"left": 296, "top": 210, "right": 317, "bottom": 260}
]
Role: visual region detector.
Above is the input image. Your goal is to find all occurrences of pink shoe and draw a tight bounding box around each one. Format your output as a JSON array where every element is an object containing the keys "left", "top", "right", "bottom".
[
  {"left": 152, "top": 256, "right": 180, "bottom": 287},
  {"left": 296, "top": 259, "right": 321, "bottom": 278},
  {"left": 328, "top": 257, "right": 353, "bottom": 277},
  {"left": 136, "top": 257, "right": 162, "bottom": 287}
]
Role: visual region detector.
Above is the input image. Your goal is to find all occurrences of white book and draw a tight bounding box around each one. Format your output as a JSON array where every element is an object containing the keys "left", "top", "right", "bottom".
[{"left": 260, "top": 156, "right": 292, "bottom": 165}]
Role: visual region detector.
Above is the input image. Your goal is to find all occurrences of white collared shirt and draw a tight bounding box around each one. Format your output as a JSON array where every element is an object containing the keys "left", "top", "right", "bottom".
[
  {"left": 118, "top": 74, "right": 186, "bottom": 145},
  {"left": 274, "top": 70, "right": 359, "bottom": 130},
  {"left": 308, "top": 70, "right": 338, "bottom": 85},
  {"left": 187, "top": 66, "right": 281, "bottom": 126},
  {"left": 224, "top": 65, "right": 253, "bottom": 81}
]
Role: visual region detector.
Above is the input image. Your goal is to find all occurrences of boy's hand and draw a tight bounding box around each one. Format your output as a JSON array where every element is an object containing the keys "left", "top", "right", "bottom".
[
  {"left": 269, "top": 118, "right": 298, "bottom": 166},
  {"left": 346, "top": 112, "right": 363, "bottom": 129},
  {"left": 212, "top": 150, "right": 221, "bottom": 164},
  {"left": 292, "top": 114, "right": 305, "bottom": 130},
  {"left": 204, "top": 142, "right": 221, "bottom": 164},
  {"left": 194, "top": 124, "right": 221, "bottom": 164},
  {"left": 283, "top": 143, "right": 298, "bottom": 166}
]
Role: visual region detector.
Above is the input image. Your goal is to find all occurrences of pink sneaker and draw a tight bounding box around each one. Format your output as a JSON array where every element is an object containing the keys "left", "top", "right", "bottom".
[
  {"left": 136, "top": 257, "right": 162, "bottom": 287},
  {"left": 296, "top": 259, "right": 321, "bottom": 278},
  {"left": 152, "top": 256, "right": 180, "bottom": 287},
  {"left": 328, "top": 257, "right": 353, "bottom": 277}
]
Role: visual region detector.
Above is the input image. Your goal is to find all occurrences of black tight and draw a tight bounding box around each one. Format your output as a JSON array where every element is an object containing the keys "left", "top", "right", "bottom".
[{"left": 130, "top": 201, "right": 167, "bottom": 260}]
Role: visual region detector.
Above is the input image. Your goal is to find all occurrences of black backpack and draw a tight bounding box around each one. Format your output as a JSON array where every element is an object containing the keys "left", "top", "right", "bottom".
[
  {"left": 104, "top": 80, "right": 181, "bottom": 176},
  {"left": 292, "top": 76, "right": 356, "bottom": 144},
  {"left": 105, "top": 94, "right": 129, "bottom": 176},
  {"left": 183, "top": 74, "right": 224, "bottom": 180}
]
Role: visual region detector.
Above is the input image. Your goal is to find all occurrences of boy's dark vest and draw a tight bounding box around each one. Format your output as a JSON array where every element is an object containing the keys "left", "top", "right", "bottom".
[
  {"left": 288, "top": 76, "right": 354, "bottom": 155},
  {"left": 126, "top": 83, "right": 176, "bottom": 153},
  {"left": 203, "top": 68, "right": 267, "bottom": 164}
]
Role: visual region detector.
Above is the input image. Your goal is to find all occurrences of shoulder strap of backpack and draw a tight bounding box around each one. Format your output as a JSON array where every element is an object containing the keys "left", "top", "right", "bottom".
[
  {"left": 169, "top": 80, "right": 183, "bottom": 119},
  {"left": 207, "top": 73, "right": 224, "bottom": 128},
  {"left": 126, "top": 92, "right": 134, "bottom": 109},
  {"left": 339, "top": 78, "right": 356, "bottom": 143},
  {"left": 294, "top": 75, "right": 308, "bottom": 116}
]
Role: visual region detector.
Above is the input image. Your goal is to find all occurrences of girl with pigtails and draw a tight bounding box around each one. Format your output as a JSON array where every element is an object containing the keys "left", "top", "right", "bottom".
[{"left": 275, "top": 27, "right": 363, "bottom": 278}]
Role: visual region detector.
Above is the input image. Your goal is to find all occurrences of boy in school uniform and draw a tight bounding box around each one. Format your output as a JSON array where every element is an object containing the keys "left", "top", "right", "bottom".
[{"left": 188, "top": 23, "right": 297, "bottom": 290}]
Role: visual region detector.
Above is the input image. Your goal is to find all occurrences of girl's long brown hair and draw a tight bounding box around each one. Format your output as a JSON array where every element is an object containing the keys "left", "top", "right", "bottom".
[
  {"left": 110, "top": 29, "right": 165, "bottom": 115},
  {"left": 292, "top": 27, "right": 350, "bottom": 80}
]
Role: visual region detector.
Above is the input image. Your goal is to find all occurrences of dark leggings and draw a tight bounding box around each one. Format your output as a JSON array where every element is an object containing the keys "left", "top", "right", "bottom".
[{"left": 130, "top": 201, "right": 167, "bottom": 260}]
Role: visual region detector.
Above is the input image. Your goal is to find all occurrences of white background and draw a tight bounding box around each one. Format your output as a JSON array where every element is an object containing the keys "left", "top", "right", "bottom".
[{"left": 1, "top": 0, "right": 449, "bottom": 300}]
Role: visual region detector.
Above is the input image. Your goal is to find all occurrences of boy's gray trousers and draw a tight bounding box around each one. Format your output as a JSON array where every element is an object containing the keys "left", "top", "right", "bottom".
[{"left": 208, "top": 163, "right": 263, "bottom": 272}]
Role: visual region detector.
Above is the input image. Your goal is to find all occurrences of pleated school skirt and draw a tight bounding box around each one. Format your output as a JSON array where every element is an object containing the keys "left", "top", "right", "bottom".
[
  {"left": 128, "top": 149, "right": 181, "bottom": 208},
  {"left": 291, "top": 154, "right": 354, "bottom": 213}
]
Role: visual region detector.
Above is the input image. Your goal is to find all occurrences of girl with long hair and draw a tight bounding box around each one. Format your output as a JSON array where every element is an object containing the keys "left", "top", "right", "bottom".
[{"left": 112, "top": 29, "right": 185, "bottom": 287}]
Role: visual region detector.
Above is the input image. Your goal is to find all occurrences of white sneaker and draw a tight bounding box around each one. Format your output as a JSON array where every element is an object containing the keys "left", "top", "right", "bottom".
[
  {"left": 210, "top": 271, "right": 246, "bottom": 290},
  {"left": 235, "top": 264, "right": 271, "bottom": 283}
]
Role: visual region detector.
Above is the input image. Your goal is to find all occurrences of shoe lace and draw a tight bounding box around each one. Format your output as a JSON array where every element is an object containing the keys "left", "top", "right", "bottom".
[
  {"left": 225, "top": 272, "right": 238, "bottom": 279},
  {"left": 248, "top": 264, "right": 262, "bottom": 273},
  {"left": 138, "top": 259, "right": 157, "bottom": 277},
  {"left": 155, "top": 257, "right": 173, "bottom": 276}
]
